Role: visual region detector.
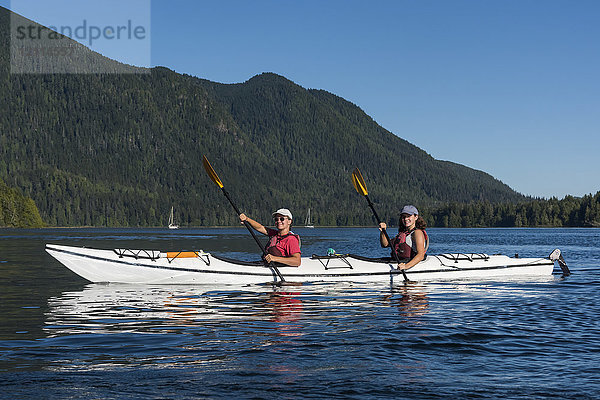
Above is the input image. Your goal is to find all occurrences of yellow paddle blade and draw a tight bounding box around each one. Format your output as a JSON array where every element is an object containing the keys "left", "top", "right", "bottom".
[
  {"left": 202, "top": 156, "right": 224, "bottom": 188},
  {"left": 352, "top": 168, "right": 368, "bottom": 196},
  {"left": 351, "top": 173, "right": 359, "bottom": 193}
]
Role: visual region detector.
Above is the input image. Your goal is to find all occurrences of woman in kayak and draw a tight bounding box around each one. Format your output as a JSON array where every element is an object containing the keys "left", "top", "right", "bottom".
[
  {"left": 378, "top": 205, "right": 428, "bottom": 270},
  {"left": 239, "top": 208, "right": 301, "bottom": 266}
]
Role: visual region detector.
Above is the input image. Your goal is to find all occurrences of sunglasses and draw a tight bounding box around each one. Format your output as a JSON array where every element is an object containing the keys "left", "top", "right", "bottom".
[{"left": 273, "top": 216, "right": 288, "bottom": 222}]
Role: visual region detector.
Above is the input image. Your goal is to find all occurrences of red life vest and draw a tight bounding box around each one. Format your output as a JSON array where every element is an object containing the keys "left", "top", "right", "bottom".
[
  {"left": 391, "top": 228, "right": 428, "bottom": 260},
  {"left": 265, "top": 230, "right": 301, "bottom": 257}
]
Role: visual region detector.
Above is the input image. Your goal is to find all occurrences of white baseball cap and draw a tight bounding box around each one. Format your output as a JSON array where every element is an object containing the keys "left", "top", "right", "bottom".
[{"left": 272, "top": 208, "right": 293, "bottom": 220}]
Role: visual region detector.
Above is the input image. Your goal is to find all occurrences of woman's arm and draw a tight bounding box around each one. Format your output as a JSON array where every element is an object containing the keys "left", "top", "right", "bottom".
[
  {"left": 379, "top": 222, "right": 390, "bottom": 247},
  {"left": 239, "top": 213, "right": 268, "bottom": 235}
]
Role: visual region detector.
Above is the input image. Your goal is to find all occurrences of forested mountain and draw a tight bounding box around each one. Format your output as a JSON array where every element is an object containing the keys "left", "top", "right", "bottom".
[{"left": 1, "top": 7, "right": 528, "bottom": 227}]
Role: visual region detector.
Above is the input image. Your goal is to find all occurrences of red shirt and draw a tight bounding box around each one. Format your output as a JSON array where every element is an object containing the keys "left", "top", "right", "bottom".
[{"left": 265, "top": 228, "right": 301, "bottom": 257}]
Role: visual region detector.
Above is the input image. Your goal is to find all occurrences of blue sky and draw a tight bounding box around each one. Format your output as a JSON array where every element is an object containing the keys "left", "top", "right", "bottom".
[{"left": 5, "top": 0, "right": 599, "bottom": 198}]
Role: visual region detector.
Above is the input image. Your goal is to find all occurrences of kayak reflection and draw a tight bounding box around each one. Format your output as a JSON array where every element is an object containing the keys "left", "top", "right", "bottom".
[
  {"left": 43, "top": 283, "right": 309, "bottom": 337},
  {"left": 383, "top": 283, "right": 430, "bottom": 320}
]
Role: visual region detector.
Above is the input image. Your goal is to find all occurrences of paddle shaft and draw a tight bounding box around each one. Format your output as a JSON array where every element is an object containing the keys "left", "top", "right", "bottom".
[
  {"left": 220, "top": 187, "right": 286, "bottom": 282},
  {"left": 364, "top": 194, "right": 409, "bottom": 282}
]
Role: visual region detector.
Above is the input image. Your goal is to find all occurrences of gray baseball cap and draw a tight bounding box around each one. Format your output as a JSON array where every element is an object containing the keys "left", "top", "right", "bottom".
[{"left": 400, "top": 205, "right": 419, "bottom": 215}]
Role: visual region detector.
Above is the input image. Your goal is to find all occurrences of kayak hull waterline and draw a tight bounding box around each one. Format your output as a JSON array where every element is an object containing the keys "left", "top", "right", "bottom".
[{"left": 45, "top": 244, "right": 561, "bottom": 284}]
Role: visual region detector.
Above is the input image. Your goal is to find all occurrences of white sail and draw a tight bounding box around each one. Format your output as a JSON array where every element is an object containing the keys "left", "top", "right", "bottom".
[
  {"left": 168, "top": 206, "right": 179, "bottom": 229},
  {"left": 304, "top": 208, "right": 314, "bottom": 228}
]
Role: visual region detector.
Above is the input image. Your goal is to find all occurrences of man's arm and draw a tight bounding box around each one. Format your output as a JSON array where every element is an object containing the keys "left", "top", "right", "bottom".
[
  {"left": 264, "top": 252, "right": 301, "bottom": 267},
  {"left": 239, "top": 213, "right": 267, "bottom": 235}
]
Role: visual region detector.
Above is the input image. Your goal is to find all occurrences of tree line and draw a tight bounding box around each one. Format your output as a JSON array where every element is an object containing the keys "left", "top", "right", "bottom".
[
  {"left": 1, "top": 173, "right": 599, "bottom": 228},
  {"left": 0, "top": 179, "right": 44, "bottom": 227},
  {"left": 422, "top": 192, "right": 600, "bottom": 228}
]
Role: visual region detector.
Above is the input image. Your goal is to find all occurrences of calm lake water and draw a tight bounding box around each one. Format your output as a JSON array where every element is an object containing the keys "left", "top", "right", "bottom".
[{"left": 1, "top": 227, "right": 599, "bottom": 399}]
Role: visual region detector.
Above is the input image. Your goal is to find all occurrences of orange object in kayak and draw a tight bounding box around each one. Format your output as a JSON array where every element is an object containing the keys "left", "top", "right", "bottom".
[{"left": 166, "top": 251, "right": 201, "bottom": 259}]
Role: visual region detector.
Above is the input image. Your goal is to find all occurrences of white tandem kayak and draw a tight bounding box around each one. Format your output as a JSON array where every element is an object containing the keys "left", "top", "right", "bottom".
[{"left": 45, "top": 244, "right": 569, "bottom": 285}]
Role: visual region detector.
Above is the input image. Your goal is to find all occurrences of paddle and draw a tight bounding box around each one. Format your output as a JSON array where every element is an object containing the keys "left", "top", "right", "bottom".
[
  {"left": 202, "top": 155, "right": 286, "bottom": 283},
  {"left": 351, "top": 167, "right": 409, "bottom": 282}
]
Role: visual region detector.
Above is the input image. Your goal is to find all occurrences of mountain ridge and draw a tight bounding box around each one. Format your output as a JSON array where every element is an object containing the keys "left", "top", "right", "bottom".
[{"left": 0, "top": 6, "right": 526, "bottom": 227}]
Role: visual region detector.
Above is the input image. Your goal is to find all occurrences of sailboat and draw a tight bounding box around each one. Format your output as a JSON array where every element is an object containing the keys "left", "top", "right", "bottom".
[
  {"left": 168, "top": 206, "right": 179, "bottom": 229},
  {"left": 304, "top": 208, "right": 315, "bottom": 228}
]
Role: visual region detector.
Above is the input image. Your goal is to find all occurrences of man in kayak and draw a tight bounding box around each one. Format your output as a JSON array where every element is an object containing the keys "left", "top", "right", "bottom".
[
  {"left": 239, "top": 208, "right": 301, "bottom": 266},
  {"left": 378, "top": 205, "right": 428, "bottom": 270}
]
